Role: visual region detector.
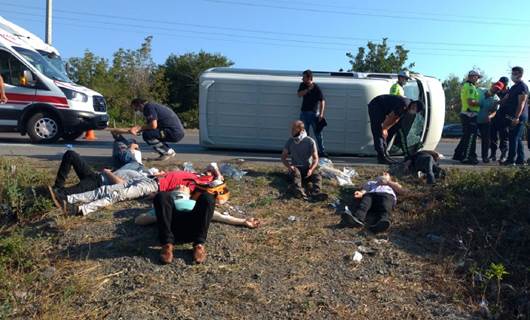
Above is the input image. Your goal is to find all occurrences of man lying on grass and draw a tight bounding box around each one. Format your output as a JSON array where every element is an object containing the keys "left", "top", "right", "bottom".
[
  {"left": 341, "top": 172, "right": 404, "bottom": 233},
  {"left": 55, "top": 164, "right": 225, "bottom": 216},
  {"left": 136, "top": 185, "right": 260, "bottom": 264},
  {"left": 403, "top": 150, "right": 445, "bottom": 185},
  {"left": 281, "top": 120, "right": 328, "bottom": 201}
]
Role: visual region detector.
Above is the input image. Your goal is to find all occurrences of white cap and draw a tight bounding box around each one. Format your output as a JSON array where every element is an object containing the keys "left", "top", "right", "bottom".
[
  {"left": 398, "top": 70, "right": 411, "bottom": 79},
  {"left": 468, "top": 70, "right": 482, "bottom": 78}
]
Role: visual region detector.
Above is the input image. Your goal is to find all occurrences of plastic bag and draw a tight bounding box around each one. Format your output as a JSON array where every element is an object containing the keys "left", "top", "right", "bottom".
[
  {"left": 219, "top": 163, "right": 248, "bottom": 181},
  {"left": 318, "top": 158, "right": 357, "bottom": 186},
  {"left": 182, "top": 162, "right": 196, "bottom": 172}
]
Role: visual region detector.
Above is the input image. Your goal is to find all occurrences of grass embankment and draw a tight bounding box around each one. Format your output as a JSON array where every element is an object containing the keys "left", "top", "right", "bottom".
[{"left": 0, "top": 156, "right": 528, "bottom": 319}]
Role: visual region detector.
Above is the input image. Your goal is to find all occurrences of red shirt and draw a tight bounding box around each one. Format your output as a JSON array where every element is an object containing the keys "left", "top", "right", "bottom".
[{"left": 158, "top": 171, "right": 214, "bottom": 192}]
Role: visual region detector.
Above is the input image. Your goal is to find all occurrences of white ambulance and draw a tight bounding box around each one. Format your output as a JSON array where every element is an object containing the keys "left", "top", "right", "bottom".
[
  {"left": 199, "top": 68, "right": 445, "bottom": 155},
  {"left": 0, "top": 17, "right": 108, "bottom": 143}
]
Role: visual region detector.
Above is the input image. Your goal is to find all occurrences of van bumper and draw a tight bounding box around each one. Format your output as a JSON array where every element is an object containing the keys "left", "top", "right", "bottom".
[{"left": 61, "top": 110, "right": 108, "bottom": 131}]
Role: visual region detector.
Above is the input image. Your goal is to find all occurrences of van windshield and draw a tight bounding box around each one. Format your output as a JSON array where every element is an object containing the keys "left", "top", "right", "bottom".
[
  {"left": 13, "top": 46, "right": 71, "bottom": 83},
  {"left": 37, "top": 50, "right": 69, "bottom": 79}
]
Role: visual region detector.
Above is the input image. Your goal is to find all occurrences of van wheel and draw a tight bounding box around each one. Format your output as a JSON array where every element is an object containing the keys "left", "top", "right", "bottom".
[
  {"left": 62, "top": 130, "right": 84, "bottom": 141},
  {"left": 26, "top": 112, "right": 62, "bottom": 143}
]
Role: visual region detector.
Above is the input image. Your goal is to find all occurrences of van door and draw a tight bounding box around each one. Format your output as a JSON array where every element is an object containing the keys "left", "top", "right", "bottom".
[{"left": 0, "top": 49, "right": 36, "bottom": 130}]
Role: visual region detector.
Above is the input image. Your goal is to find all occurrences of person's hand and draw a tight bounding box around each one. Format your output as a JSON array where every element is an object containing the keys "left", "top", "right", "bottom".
[
  {"left": 288, "top": 165, "right": 296, "bottom": 173},
  {"left": 512, "top": 118, "right": 520, "bottom": 126},
  {"left": 129, "top": 125, "right": 142, "bottom": 135},
  {"left": 0, "top": 94, "right": 7, "bottom": 104},
  {"left": 354, "top": 191, "right": 364, "bottom": 199},
  {"left": 318, "top": 114, "right": 324, "bottom": 122},
  {"left": 244, "top": 218, "right": 261, "bottom": 229},
  {"left": 382, "top": 129, "right": 389, "bottom": 139},
  {"left": 102, "top": 168, "right": 112, "bottom": 174},
  {"left": 306, "top": 168, "right": 314, "bottom": 178}
]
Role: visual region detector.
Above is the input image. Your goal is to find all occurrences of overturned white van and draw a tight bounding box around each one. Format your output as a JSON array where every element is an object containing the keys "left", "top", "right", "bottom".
[{"left": 199, "top": 68, "right": 445, "bottom": 155}]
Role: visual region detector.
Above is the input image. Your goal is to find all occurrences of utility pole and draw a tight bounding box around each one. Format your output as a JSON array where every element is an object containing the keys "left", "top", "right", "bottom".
[{"left": 45, "top": 0, "right": 52, "bottom": 45}]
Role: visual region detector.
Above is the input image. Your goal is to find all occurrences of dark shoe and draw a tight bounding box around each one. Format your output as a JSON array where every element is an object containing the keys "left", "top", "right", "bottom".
[
  {"left": 489, "top": 155, "right": 497, "bottom": 162},
  {"left": 310, "top": 192, "right": 328, "bottom": 202},
  {"left": 193, "top": 244, "right": 207, "bottom": 264},
  {"left": 48, "top": 186, "right": 65, "bottom": 209},
  {"left": 369, "top": 219, "right": 391, "bottom": 233},
  {"left": 500, "top": 160, "right": 515, "bottom": 166},
  {"left": 293, "top": 189, "right": 308, "bottom": 201},
  {"left": 160, "top": 244, "right": 174, "bottom": 264},
  {"left": 482, "top": 159, "right": 490, "bottom": 164},
  {"left": 515, "top": 161, "right": 526, "bottom": 166},
  {"left": 499, "top": 155, "right": 507, "bottom": 163},
  {"left": 341, "top": 211, "right": 364, "bottom": 228},
  {"left": 62, "top": 200, "right": 80, "bottom": 216},
  {"left": 461, "top": 158, "right": 479, "bottom": 165}
]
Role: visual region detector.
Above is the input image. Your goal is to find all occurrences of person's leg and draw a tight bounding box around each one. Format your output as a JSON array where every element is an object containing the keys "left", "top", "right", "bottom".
[
  {"left": 499, "top": 119, "right": 509, "bottom": 161},
  {"left": 368, "top": 108, "right": 387, "bottom": 161},
  {"left": 311, "top": 113, "right": 325, "bottom": 155},
  {"left": 142, "top": 129, "right": 173, "bottom": 156},
  {"left": 415, "top": 154, "right": 435, "bottom": 184},
  {"left": 514, "top": 120, "right": 526, "bottom": 164},
  {"left": 54, "top": 150, "right": 97, "bottom": 188},
  {"left": 462, "top": 116, "right": 478, "bottom": 163},
  {"left": 154, "top": 192, "right": 178, "bottom": 246},
  {"left": 162, "top": 128, "right": 185, "bottom": 143},
  {"left": 368, "top": 194, "right": 394, "bottom": 233},
  {"left": 506, "top": 124, "right": 518, "bottom": 164},
  {"left": 177, "top": 193, "right": 216, "bottom": 245},
  {"left": 300, "top": 112, "right": 312, "bottom": 133},
  {"left": 489, "top": 118, "right": 499, "bottom": 160},
  {"left": 288, "top": 167, "right": 306, "bottom": 197},
  {"left": 342, "top": 193, "right": 373, "bottom": 227},
  {"left": 453, "top": 114, "right": 468, "bottom": 161},
  {"left": 478, "top": 123, "right": 490, "bottom": 162}
]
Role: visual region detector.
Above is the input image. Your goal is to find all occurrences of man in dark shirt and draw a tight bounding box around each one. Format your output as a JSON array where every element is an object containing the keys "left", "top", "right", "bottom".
[
  {"left": 297, "top": 70, "right": 327, "bottom": 157},
  {"left": 500, "top": 67, "right": 528, "bottom": 165},
  {"left": 368, "top": 94, "right": 424, "bottom": 164},
  {"left": 129, "top": 98, "right": 185, "bottom": 161}
]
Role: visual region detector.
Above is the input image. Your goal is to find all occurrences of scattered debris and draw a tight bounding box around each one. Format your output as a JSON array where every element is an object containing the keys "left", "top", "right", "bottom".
[
  {"left": 357, "top": 245, "right": 376, "bottom": 255},
  {"left": 182, "top": 162, "right": 196, "bottom": 172},
  {"left": 288, "top": 215, "right": 297, "bottom": 222},
  {"left": 318, "top": 159, "right": 358, "bottom": 186},
  {"left": 352, "top": 251, "right": 363, "bottom": 263},
  {"left": 220, "top": 163, "right": 248, "bottom": 181}
]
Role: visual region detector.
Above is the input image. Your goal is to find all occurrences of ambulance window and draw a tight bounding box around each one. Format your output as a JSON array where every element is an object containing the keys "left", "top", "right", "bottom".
[{"left": 0, "top": 51, "right": 31, "bottom": 87}]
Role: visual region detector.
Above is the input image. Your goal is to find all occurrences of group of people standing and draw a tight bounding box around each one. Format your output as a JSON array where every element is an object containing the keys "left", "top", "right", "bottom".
[{"left": 454, "top": 67, "right": 529, "bottom": 165}]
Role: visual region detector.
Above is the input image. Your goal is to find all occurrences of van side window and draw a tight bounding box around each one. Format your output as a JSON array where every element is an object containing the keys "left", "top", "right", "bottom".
[{"left": 0, "top": 50, "right": 32, "bottom": 87}]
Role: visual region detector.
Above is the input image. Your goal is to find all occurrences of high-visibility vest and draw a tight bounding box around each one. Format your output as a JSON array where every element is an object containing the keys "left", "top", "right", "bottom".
[
  {"left": 390, "top": 83, "right": 405, "bottom": 96},
  {"left": 461, "top": 82, "right": 480, "bottom": 113}
]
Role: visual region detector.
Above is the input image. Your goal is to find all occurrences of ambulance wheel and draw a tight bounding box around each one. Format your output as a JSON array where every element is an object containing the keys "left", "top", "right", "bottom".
[
  {"left": 27, "top": 112, "right": 62, "bottom": 144},
  {"left": 62, "top": 130, "right": 84, "bottom": 141}
]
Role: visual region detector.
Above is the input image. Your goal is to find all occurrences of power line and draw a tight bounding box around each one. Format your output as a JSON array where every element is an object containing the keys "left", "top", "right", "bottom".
[
  {"left": 202, "top": 0, "right": 530, "bottom": 28},
  {"left": 1, "top": 1, "right": 530, "bottom": 50}
]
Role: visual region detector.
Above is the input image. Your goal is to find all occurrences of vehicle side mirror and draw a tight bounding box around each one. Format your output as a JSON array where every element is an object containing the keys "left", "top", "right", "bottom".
[
  {"left": 65, "top": 62, "right": 74, "bottom": 76},
  {"left": 20, "top": 70, "right": 36, "bottom": 87}
]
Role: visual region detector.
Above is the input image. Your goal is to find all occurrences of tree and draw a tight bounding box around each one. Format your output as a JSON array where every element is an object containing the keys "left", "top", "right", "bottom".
[
  {"left": 163, "top": 51, "right": 233, "bottom": 127},
  {"left": 346, "top": 38, "right": 415, "bottom": 73}
]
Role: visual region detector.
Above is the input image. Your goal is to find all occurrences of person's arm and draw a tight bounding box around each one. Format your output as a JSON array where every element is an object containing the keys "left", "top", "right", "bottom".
[
  {"left": 513, "top": 93, "right": 529, "bottom": 125},
  {"left": 0, "top": 75, "right": 7, "bottom": 104},
  {"left": 381, "top": 112, "right": 401, "bottom": 139},
  {"left": 102, "top": 169, "right": 126, "bottom": 185},
  {"left": 319, "top": 99, "right": 326, "bottom": 120},
  {"left": 297, "top": 83, "right": 314, "bottom": 97},
  {"left": 281, "top": 148, "right": 295, "bottom": 172},
  {"left": 135, "top": 213, "right": 157, "bottom": 225},
  {"left": 387, "top": 180, "right": 404, "bottom": 194},
  {"left": 306, "top": 143, "right": 319, "bottom": 177},
  {"left": 212, "top": 211, "right": 261, "bottom": 228}
]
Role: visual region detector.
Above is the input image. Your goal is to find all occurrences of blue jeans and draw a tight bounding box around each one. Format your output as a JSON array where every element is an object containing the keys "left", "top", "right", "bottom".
[
  {"left": 506, "top": 115, "right": 527, "bottom": 164},
  {"left": 300, "top": 111, "right": 325, "bottom": 154}
]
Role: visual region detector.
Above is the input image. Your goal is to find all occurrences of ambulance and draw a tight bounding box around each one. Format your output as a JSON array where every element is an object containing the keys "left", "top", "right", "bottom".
[{"left": 0, "top": 17, "right": 108, "bottom": 143}]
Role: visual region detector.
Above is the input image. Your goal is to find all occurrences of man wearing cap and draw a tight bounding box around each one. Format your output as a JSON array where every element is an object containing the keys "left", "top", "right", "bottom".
[
  {"left": 390, "top": 71, "right": 410, "bottom": 97},
  {"left": 501, "top": 66, "right": 528, "bottom": 165},
  {"left": 489, "top": 76, "right": 510, "bottom": 162},
  {"left": 477, "top": 82, "right": 504, "bottom": 163},
  {"left": 367, "top": 94, "right": 424, "bottom": 164},
  {"left": 453, "top": 70, "right": 481, "bottom": 165}
]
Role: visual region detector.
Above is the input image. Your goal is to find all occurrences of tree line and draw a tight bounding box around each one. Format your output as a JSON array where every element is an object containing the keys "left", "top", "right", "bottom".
[{"left": 66, "top": 36, "right": 480, "bottom": 128}]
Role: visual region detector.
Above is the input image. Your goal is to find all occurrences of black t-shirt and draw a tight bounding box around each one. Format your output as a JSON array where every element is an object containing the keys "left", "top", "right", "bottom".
[
  {"left": 368, "top": 94, "right": 411, "bottom": 118},
  {"left": 143, "top": 103, "right": 185, "bottom": 132},
  {"left": 504, "top": 81, "right": 529, "bottom": 118},
  {"left": 298, "top": 82, "right": 324, "bottom": 112}
]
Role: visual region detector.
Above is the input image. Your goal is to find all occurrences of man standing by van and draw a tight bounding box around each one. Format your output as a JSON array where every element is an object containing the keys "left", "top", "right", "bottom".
[
  {"left": 0, "top": 75, "right": 7, "bottom": 103},
  {"left": 501, "top": 67, "right": 528, "bottom": 165},
  {"left": 453, "top": 70, "right": 481, "bottom": 165},
  {"left": 389, "top": 71, "right": 410, "bottom": 97},
  {"left": 129, "top": 98, "right": 185, "bottom": 161},
  {"left": 368, "top": 95, "right": 424, "bottom": 164},
  {"left": 297, "top": 70, "right": 327, "bottom": 157}
]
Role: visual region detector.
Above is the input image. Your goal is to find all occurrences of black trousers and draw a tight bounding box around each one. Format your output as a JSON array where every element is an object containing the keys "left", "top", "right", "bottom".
[
  {"left": 142, "top": 128, "right": 185, "bottom": 155},
  {"left": 288, "top": 167, "right": 322, "bottom": 194},
  {"left": 478, "top": 123, "right": 491, "bottom": 161},
  {"left": 54, "top": 150, "right": 102, "bottom": 195},
  {"left": 453, "top": 114, "right": 478, "bottom": 161},
  {"left": 368, "top": 105, "right": 410, "bottom": 158},
  {"left": 154, "top": 192, "right": 215, "bottom": 246},
  {"left": 354, "top": 193, "right": 394, "bottom": 224},
  {"left": 413, "top": 153, "right": 437, "bottom": 184},
  {"left": 490, "top": 115, "right": 508, "bottom": 158}
]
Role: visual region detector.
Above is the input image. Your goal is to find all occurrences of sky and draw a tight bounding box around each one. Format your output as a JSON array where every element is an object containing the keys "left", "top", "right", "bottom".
[{"left": 2, "top": 0, "right": 530, "bottom": 81}]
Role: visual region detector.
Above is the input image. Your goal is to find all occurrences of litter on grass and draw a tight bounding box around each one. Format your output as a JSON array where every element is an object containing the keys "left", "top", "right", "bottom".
[
  {"left": 220, "top": 163, "right": 248, "bottom": 180},
  {"left": 318, "top": 158, "right": 357, "bottom": 186}
]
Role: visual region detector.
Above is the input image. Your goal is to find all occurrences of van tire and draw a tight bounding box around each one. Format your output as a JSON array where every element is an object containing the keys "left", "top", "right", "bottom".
[
  {"left": 62, "top": 130, "right": 84, "bottom": 141},
  {"left": 26, "top": 112, "right": 62, "bottom": 144}
]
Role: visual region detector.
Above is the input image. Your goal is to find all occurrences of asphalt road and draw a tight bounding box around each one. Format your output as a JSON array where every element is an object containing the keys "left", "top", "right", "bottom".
[{"left": 0, "top": 130, "right": 477, "bottom": 168}]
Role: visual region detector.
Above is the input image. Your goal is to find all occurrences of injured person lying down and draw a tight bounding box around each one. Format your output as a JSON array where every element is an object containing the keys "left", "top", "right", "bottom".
[{"left": 56, "top": 164, "right": 226, "bottom": 216}]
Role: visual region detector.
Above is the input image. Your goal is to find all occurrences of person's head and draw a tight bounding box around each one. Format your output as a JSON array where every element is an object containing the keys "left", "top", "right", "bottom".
[
  {"left": 377, "top": 172, "right": 391, "bottom": 184},
  {"left": 130, "top": 98, "right": 147, "bottom": 113},
  {"left": 397, "top": 70, "right": 411, "bottom": 85},
  {"left": 302, "top": 69, "right": 313, "bottom": 85},
  {"left": 467, "top": 70, "right": 482, "bottom": 84},
  {"left": 498, "top": 76, "right": 509, "bottom": 88},
  {"left": 511, "top": 66, "right": 524, "bottom": 83},
  {"left": 407, "top": 100, "right": 424, "bottom": 115},
  {"left": 490, "top": 81, "right": 505, "bottom": 95},
  {"left": 291, "top": 120, "right": 305, "bottom": 137}
]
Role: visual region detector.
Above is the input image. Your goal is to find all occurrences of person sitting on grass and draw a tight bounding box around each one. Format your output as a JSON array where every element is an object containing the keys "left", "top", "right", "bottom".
[
  {"left": 281, "top": 120, "right": 328, "bottom": 201},
  {"left": 403, "top": 150, "right": 445, "bottom": 185},
  {"left": 57, "top": 165, "right": 224, "bottom": 216},
  {"left": 134, "top": 185, "right": 261, "bottom": 229},
  {"left": 341, "top": 172, "right": 404, "bottom": 233}
]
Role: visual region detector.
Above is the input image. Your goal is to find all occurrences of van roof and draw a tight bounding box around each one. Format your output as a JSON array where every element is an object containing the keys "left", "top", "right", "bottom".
[
  {"left": 205, "top": 67, "right": 434, "bottom": 81},
  {"left": 0, "top": 16, "right": 59, "bottom": 55}
]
